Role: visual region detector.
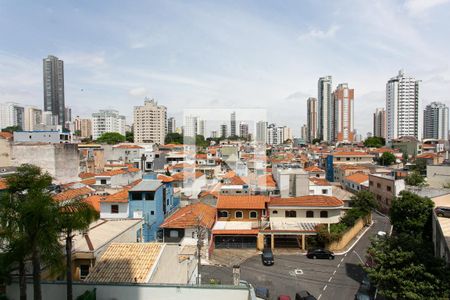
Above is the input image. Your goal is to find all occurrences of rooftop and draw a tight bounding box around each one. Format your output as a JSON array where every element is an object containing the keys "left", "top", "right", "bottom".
[
  {"left": 345, "top": 172, "right": 369, "bottom": 184},
  {"left": 269, "top": 195, "right": 344, "bottom": 207},
  {"left": 160, "top": 202, "right": 216, "bottom": 229},
  {"left": 129, "top": 179, "right": 163, "bottom": 192},
  {"left": 53, "top": 186, "right": 94, "bottom": 202},
  {"left": 217, "top": 195, "right": 268, "bottom": 209}
]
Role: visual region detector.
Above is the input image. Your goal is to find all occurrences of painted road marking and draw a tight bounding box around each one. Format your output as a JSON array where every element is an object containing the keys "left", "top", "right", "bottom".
[
  {"left": 294, "top": 269, "right": 303, "bottom": 275},
  {"left": 341, "top": 258, "right": 345, "bottom": 262},
  {"left": 318, "top": 294, "right": 322, "bottom": 300},
  {"left": 337, "top": 263, "right": 341, "bottom": 268},
  {"left": 333, "top": 270, "right": 336, "bottom": 275},
  {"left": 323, "top": 285, "right": 328, "bottom": 291},
  {"left": 328, "top": 276, "right": 332, "bottom": 282}
]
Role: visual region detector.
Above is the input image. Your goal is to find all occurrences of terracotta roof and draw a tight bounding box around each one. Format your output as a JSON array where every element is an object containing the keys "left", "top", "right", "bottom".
[
  {"left": 85, "top": 243, "right": 163, "bottom": 283},
  {"left": 370, "top": 148, "right": 395, "bottom": 153},
  {"left": 113, "top": 144, "right": 144, "bottom": 149},
  {"left": 345, "top": 172, "right": 369, "bottom": 184},
  {"left": 196, "top": 153, "right": 207, "bottom": 159},
  {"left": 157, "top": 174, "right": 174, "bottom": 183},
  {"left": 257, "top": 174, "right": 277, "bottom": 188},
  {"left": 309, "top": 178, "right": 331, "bottom": 186},
  {"left": 79, "top": 172, "right": 96, "bottom": 179},
  {"left": 0, "top": 132, "right": 13, "bottom": 140},
  {"left": 81, "top": 178, "right": 96, "bottom": 185},
  {"left": 228, "top": 176, "right": 246, "bottom": 185},
  {"left": 160, "top": 203, "right": 216, "bottom": 229},
  {"left": 212, "top": 229, "right": 259, "bottom": 235},
  {"left": 335, "top": 164, "right": 369, "bottom": 171},
  {"left": 171, "top": 171, "right": 203, "bottom": 181},
  {"left": 96, "top": 167, "right": 141, "bottom": 177},
  {"left": 416, "top": 153, "right": 436, "bottom": 159},
  {"left": 0, "top": 178, "right": 8, "bottom": 190},
  {"left": 332, "top": 151, "right": 373, "bottom": 157},
  {"left": 223, "top": 171, "right": 236, "bottom": 179},
  {"left": 269, "top": 195, "right": 344, "bottom": 207},
  {"left": 217, "top": 195, "right": 268, "bottom": 209},
  {"left": 304, "top": 166, "right": 324, "bottom": 172},
  {"left": 53, "top": 187, "right": 94, "bottom": 202},
  {"left": 83, "top": 195, "right": 102, "bottom": 212},
  {"left": 100, "top": 180, "right": 142, "bottom": 203}
]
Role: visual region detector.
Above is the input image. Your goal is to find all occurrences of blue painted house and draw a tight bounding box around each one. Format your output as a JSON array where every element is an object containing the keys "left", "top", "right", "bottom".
[{"left": 128, "top": 173, "right": 179, "bottom": 242}]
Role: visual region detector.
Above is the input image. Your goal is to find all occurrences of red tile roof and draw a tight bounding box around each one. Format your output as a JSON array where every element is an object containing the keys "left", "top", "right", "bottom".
[
  {"left": 157, "top": 174, "right": 174, "bottom": 183},
  {"left": 304, "top": 166, "right": 325, "bottom": 172},
  {"left": 196, "top": 153, "right": 207, "bottom": 159},
  {"left": 172, "top": 171, "right": 203, "bottom": 181},
  {"left": 345, "top": 172, "right": 369, "bottom": 184},
  {"left": 269, "top": 195, "right": 343, "bottom": 207},
  {"left": 228, "top": 176, "right": 246, "bottom": 185},
  {"left": 81, "top": 178, "right": 96, "bottom": 185},
  {"left": 0, "top": 178, "right": 8, "bottom": 190},
  {"left": 416, "top": 153, "right": 436, "bottom": 159},
  {"left": 100, "top": 180, "right": 142, "bottom": 203},
  {"left": 53, "top": 187, "right": 94, "bottom": 202},
  {"left": 257, "top": 174, "right": 276, "bottom": 188},
  {"left": 79, "top": 172, "right": 96, "bottom": 179},
  {"left": 332, "top": 151, "right": 373, "bottom": 157},
  {"left": 96, "top": 167, "right": 140, "bottom": 177},
  {"left": 83, "top": 195, "right": 102, "bottom": 212},
  {"left": 217, "top": 195, "right": 268, "bottom": 209},
  {"left": 160, "top": 202, "right": 216, "bottom": 229},
  {"left": 0, "top": 132, "right": 13, "bottom": 140},
  {"left": 309, "top": 178, "right": 331, "bottom": 186},
  {"left": 113, "top": 144, "right": 144, "bottom": 149}
]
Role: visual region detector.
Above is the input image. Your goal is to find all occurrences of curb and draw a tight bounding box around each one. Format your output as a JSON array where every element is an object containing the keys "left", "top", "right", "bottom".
[{"left": 333, "top": 220, "right": 374, "bottom": 255}]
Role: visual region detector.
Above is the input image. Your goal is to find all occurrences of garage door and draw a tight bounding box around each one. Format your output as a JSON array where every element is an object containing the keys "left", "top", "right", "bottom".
[{"left": 214, "top": 235, "right": 257, "bottom": 249}]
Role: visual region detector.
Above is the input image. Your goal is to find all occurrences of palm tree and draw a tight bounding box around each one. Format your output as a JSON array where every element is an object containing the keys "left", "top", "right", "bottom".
[{"left": 57, "top": 199, "right": 99, "bottom": 300}]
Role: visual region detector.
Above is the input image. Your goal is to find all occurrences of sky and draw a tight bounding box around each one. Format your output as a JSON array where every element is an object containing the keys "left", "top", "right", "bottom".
[{"left": 1, "top": 0, "right": 450, "bottom": 136}]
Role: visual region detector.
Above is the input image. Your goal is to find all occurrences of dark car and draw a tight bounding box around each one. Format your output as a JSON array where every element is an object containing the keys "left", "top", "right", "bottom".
[
  {"left": 355, "top": 274, "right": 374, "bottom": 300},
  {"left": 435, "top": 206, "right": 450, "bottom": 218},
  {"left": 261, "top": 248, "right": 274, "bottom": 265},
  {"left": 306, "top": 248, "right": 335, "bottom": 259},
  {"left": 255, "top": 287, "right": 269, "bottom": 299},
  {"left": 295, "top": 290, "right": 317, "bottom": 300}
]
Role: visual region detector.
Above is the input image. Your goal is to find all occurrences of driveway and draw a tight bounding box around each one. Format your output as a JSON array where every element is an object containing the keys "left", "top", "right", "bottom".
[{"left": 202, "top": 212, "right": 390, "bottom": 300}]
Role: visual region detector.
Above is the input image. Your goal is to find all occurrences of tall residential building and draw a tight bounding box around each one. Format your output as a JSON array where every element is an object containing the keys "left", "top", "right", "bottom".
[
  {"left": 230, "top": 111, "right": 236, "bottom": 137},
  {"left": 423, "top": 102, "right": 449, "bottom": 140},
  {"left": 386, "top": 70, "right": 420, "bottom": 141},
  {"left": 267, "top": 124, "right": 278, "bottom": 145},
  {"left": 256, "top": 121, "right": 268, "bottom": 144},
  {"left": 184, "top": 116, "right": 198, "bottom": 138},
  {"left": 197, "top": 119, "right": 206, "bottom": 137},
  {"left": 278, "top": 126, "right": 292, "bottom": 143},
  {"left": 306, "top": 97, "right": 318, "bottom": 143},
  {"left": 318, "top": 76, "right": 333, "bottom": 142},
  {"left": 301, "top": 124, "right": 307, "bottom": 140},
  {"left": 42, "top": 111, "right": 58, "bottom": 126},
  {"left": 43, "top": 55, "right": 65, "bottom": 125},
  {"left": 167, "top": 117, "right": 176, "bottom": 134},
  {"left": 0, "top": 102, "right": 25, "bottom": 130},
  {"left": 220, "top": 124, "right": 228, "bottom": 138},
  {"left": 80, "top": 119, "right": 92, "bottom": 138},
  {"left": 92, "top": 109, "right": 126, "bottom": 140},
  {"left": 239, "top": 122, "right": 249, "bottom": 139},
  {"left": 333, "top": 83, "right": 354, "bottom": 143},
  {"left": 134, "top": 98, "right": 167, "bottom": 144},
  {"left": 373, "top": 108, "right": 387, "bottom": 139},
  {"left": 24, "top": 106, "right": 42, "bottom": 131},
  {"left": 211, "top": 130, "right": 218, "bottom": 138}
]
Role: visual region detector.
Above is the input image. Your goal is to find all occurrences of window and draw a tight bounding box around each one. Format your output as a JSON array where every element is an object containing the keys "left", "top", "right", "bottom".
[
  {"left": 272, "top": 210, "right": 278, "bottom": 215},
  {"left": 145, "top": 192, "right": 155, "bottom": 200},
  {"left": 100, "top": 179, "right": 107, "bottom": 185},
  {"left": 111, "top": 205, "right": 119, "bottom": 214},
  {"left": 322, "top": 189, "right": 328, "bottom": 195},
  {"left": 336, "top": 157, "right": 341, "bottom": 161},
  {"left": 150, "top": 211, "right": 155, "bottom": 215},
  {"left": 130, "top": 192, "right": 142, "bottom": 201},
  {"left": 249, "top": 211, "right": 258, "bottom": 219},
  {"left": 80, "top": 265, "right": 89, "bottom": 280},
  {"left": 320, "top": 211, "right": 328, "bottom": 218},
  {"left": 235, "top": 211, "right": 243, "bottom": 219},
  {"left": 285, "top": 210, "right": 296, "bottom": 218},
  {"left": 346, "top": 158, "right": 350, "bottom": 161},
  {"left": 218, "top": 210, "right": 229, "bottom": 218},
  {"left": 169, "top": 230, "right": 179, "bottom": 238},
  {"left": 306, "top": 211, "right": 314, "bottom": 218},
  {"left": 316, "top": 174, "right": 320, "bottom": 178},
  {"left": 377, "top": 183, "right": 381, "bottom": 188},
  {"left": 387, "top": 186, "right": 392, "bottom": 192}
]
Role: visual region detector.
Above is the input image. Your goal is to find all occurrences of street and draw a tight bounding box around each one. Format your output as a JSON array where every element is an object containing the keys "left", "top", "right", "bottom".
[{"left": 202, "top": 212, "right": 391, "bottom": 300}]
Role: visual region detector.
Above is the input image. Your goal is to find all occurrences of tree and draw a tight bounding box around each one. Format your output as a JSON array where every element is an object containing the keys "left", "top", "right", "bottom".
[
  {"left": 311, "top": 138, "right": 321, "bottom": 144},
  {"left": 125, "top": 131, "right": 134, "bottom": 143},
  {"left": 379, "top": 152, "right": 396, "bottom": 166},
  {"left": 165, "top": 133, "right": 183, "bottom": 144},
  {"left": 405, "top": 171, "right": 425, "bottom": 187},
  {"left": 1, "top": 125, "right": 22, "bottom": 133},
  {"left": 95, "top": 132, "right": 126, "bottom": 145},
  {"left": 74, "top": 130, "right": 81, "bottom": 136},
  {"left": 195, "top": 135, "right": 209, "bottom": 148},
  {"left": 58, "top": 199, "right": 99, "bottom": 300},
  {"left": 411, "top": 159, "right": 427, "bottom": 175},
  {"left": 1, "top": 164, "right": 63, "bottom": 300},
  {"left": 350, "top": 190, "right": 379, "bottom": 214},
  {"left": 364, "top": 136, "right": 385, "bottom": 148}
]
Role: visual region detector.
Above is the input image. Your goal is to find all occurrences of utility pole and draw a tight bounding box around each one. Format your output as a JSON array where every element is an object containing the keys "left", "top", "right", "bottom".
[{"left": 195, "top": 214, "right": 206, "bottom": 285}]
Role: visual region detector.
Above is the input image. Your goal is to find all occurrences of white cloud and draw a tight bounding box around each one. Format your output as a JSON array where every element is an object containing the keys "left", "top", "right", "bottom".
[
  {"left": 404, "top": 0, "right": 450, "bottom": 15},
  {"left": 62, "top": 51, "right": 106, "bottom": 67},
  {"left": 298, "top": 25, "right": 340, "bottom": 40},
  {"left": 128, "top": 87, "right": 148, "bottom": 97}
]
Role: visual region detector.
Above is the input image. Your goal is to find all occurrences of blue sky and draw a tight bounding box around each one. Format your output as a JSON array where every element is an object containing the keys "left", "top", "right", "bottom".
[{"left": 1, "top": 0, "right": 450, "bottom": 136}]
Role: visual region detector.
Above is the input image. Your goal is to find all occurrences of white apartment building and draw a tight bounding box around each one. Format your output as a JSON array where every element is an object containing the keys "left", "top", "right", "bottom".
[
  {"left": 184, "top": 115, "right": 198, "bottom": 138},
  {"left": 423, "top": 102, "right": 448, "bottom": 140},
  {"left": 386, "top": 70, "right": 420, "bottom": 142},
  {"left": 133, "top": 98, "right": 167, "bottom": 144},
  {"left": 92, "top": 109, "right": 126, "bottom": 140},
  {"left": 24, "top": 106, "right": 42, "bottom": 131},
  {"left": 0, "top": 102, "right": 25, "bottom": 130},
  {"left": 267, "top": 123, "right": 277, "bottom": 145},
  {"left": 318, "top": 76, "right": 333, "bottom": 143},
  {"left": 256, "top": 121, "right": 268, "bottom": 144}
]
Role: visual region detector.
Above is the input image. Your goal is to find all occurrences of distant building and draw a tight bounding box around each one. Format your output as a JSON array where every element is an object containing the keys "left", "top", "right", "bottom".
[
  {"left": 14, "top": 131, "right": 71, "bottom": 143},
  {"left": 197, "top": 119, "right": 205, "bottom": 136},
  {"left": 220, "top": 124, "right": 227, "bottom": 138},
  {"left": 300, "top": 124, "right": 307, "bottom": 141},
  {"left": 43, "top": 55, "right": 65, "bottom": 125},
  {"left": 307, "top": 97, "right": 318, "bottom": 142},
  {"left": 272, "top": 163, "right": 309, "bottom": 197},
  {"left": 239, "top": 122, "right": 249, "bottom": 139},
  {"left": 134, "top": 98, "right": 167, "bottom": 144},
  {"left": 386, "top": 70, "right": 420, "bottom": 141},
  {"left": 24, "top": 106, "right": 42, "bottom": 131},
  {"left": 267, "top": 123, "right": 277, "bottom": 145},
  {"left": 318, "top": 76, "right": 333, "bottom": 143},
  {"left": 92, "top": 109, "right": 126, "bottom": 140},
  {"left": 423, "top": 102, "right": 449, "bottom": 140},
  {"left": 211, "top": 130, "right": 218, "bottom": 138},
  {"left": 80, "top": 119, "right": 92, "bottom": 138},
  {"left": 183, "top": 116, "right": 198, "bottom": 138},
  {"left": 256, "top": 121, "right": 268, "bottom": 144},
  {"left": 0, "top": 102, "right": 25, "bottom": 130},
  {"left": 373, "top": 108, "right": 386, "bottom": 139},
  {"left": 333, "top": 83, "right": 354, "bottom": 143},
  {"left": 369, "top": 173, "right": 405, "bottom": 212},
  {"left": 230, "top": 111, "right": 236, "bottom": 137}
]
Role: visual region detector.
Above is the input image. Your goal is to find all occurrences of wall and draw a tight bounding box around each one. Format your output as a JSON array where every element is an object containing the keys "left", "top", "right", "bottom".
[
  {"left": 217, "top": 209, "right": 263, "bottom": 221},
  {"left": 427, "top": 165, "right": 450, "bottom": 188},
  {"left": 111, "top": 171, "right": 142, "bottom": 187},
  {"left": 328, "top": 217, "right": 366, "bottom": 251},
  {"left": 6, "top": 281, "right": 253, "bottom": 300},
  {"left": 268, "top": 208, "right": 341, "bottom": 224},
  {"left": 0, "top": 138, "right": 11, "bottom": 166},
  {"left": 100, "top": 202, "right": 129, "bottom": 219}
]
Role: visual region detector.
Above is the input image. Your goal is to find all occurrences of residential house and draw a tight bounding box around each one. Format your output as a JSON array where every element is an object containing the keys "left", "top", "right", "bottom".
[
  {"left": 309, "top": 178, "right": 333, "bottom": 196},
  {"left": 272, "top": 164, "right": 309, "bottom": 197},
  {"left": 368, "top": 173, "right": 405, "bottom": 212},
  {"left": 343, "top": 172, "right": 369, "bottom": 193},
  {"left": 94, "top": 167, "right": 141, "bottom": 188},
  {"left": 304, "top": 165, "right": 325, "bottom": 178},
  {"left": 333, "top": 164, "right": 370, "bottom": 185}
]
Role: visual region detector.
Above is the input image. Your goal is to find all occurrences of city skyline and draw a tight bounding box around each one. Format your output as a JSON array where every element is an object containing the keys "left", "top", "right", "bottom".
[{"left": 1, "top": 1, "right": 450, "bottom": 135}]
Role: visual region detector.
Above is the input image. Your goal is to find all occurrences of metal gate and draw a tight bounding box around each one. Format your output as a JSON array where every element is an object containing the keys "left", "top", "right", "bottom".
[{"left": 214, "top": 235, "right": 257, "bottom": 249}]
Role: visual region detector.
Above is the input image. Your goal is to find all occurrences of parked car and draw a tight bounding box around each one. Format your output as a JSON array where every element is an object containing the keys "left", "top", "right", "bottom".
[
  {"left": 277, "top": 295, "right": 291, "bottom": 300},
  {"left": 255, "top": 287, "right": 269, "bottom": 300},
  {"left": 306, "top": 248, "right": 335, "bottom": 259},
  {"left": 355, "top": 273, "right": 374, "bottom": 300},
  {"left": 261, "top": 248, "right": 274, "bottom": 265},
  {"left": 295, "top": 290, "right": 317, "bottom": 300},
  {"left": 435, "top": 206, "right": 450, "bottom": 218}
]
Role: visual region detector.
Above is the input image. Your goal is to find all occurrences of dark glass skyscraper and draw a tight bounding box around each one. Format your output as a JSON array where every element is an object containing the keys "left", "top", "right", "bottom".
[{"left": 43, "top": 55, "right": 65, "bottom": 126}]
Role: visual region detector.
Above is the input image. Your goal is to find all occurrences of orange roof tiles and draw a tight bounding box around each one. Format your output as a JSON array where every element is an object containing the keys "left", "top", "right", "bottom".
[
  {"left": 0, "top": 132, "right": 13, "bottom": 140},
  {"left": 96, "top": 167, "right": 140, "bottom": 177},
  {"left": 257, "top": 174, "right": 276, "bottom": 188},
  {"left": 228, "top": 176, "right": 246, "bottom": 185},
  {"left": 416, "top": 153, "right": 436, "bottom": 159},
  {"left": 171, "top": 171, "right": 203, "bottom": 181},
  {"left": 113, "top": 144, "right": 144, "bottom": 149},
  {"left": 160, "top": 202, "right": 216, "bottom": 229},
  {"left": 53, "top": 187, "right": 94, "bottom": 202},
  {"left": 0, "top": 178, "right": 8, "bottom": 190},
  {"left": 269, "top": 195, "right": 344, "bottom": 207},
  {"left": 304, "top": 166, "right": 324, "bottom": 172},
  {"left": 157, "top": 174, "right": 174, "bottom": 183},
  {"left": 223, "top": 171, "right": 236, "bottom": 179},
  {"left": 345, "top": 172, "right": 369, "bottom": 184},
  {"left": 370, "top": 148, "right": 395, "bottom": 153},
  {"left": 217, "top": 195, "right": 268, "bottom": 209},
  {"left": 332, "top": 151, "right": 372, "bottom": 156},
  {"left": 196, "top": 153, "right": 207, "bottom": 159},
  {"left": 83, "top": 195, "right": 102, "bottom": 212},
  {"left": 79, "top": 172, "right": 96, "bottom": 179},
  {"left": 81, "top": 178, "right": 96, "bottom": 185},
  {"left": 309, "top": 178, "right": 331, "bottom": 186},
  {"left": 100, "top": 180, "right": 142, "bottom": 203}
]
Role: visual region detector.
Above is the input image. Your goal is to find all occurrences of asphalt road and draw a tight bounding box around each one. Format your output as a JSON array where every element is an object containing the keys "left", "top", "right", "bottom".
[{"left": 202, "top": 212, "right": 391, "bottom": 300}]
